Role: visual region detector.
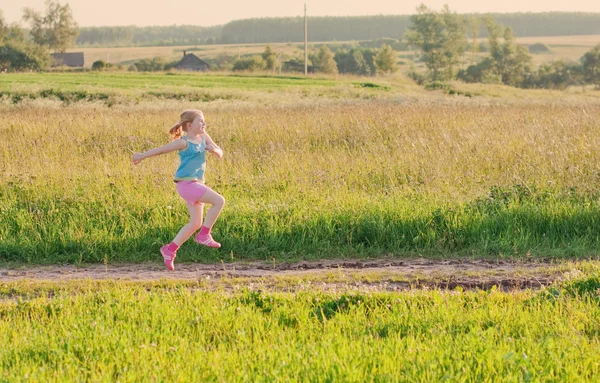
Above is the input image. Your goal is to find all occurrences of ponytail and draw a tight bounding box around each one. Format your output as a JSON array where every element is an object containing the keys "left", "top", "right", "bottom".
[
  {"left": 169, "top": 109, "right": 202, "bottom": 140},
  {"left": 169, "top": 121, "right": 183, "bottom": 140}
]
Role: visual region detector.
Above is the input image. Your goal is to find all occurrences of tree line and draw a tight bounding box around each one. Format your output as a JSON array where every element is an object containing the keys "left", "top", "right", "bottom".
[
  {"left": 117, "top": 41, "right": 398, "bottom": 76},
  {"left": 225, "top": 43, "right": 398, "bottom": 75},
  {"left": 406, "top": 5, "right": 600, "bottom": 90},
  {"left": 77, "top": 25, "right": 222, "bottom": 47},
  {"left": 73, "top": 12, "right": 600, "bottom": 47}
]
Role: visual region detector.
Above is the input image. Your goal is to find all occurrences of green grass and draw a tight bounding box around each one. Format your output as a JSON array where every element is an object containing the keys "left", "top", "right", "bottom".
[
  {"left": 1, "top": 277, "right": 600, "bottom": 381},
  {"left": 0, "top": 72, "right": 411, "bottom": 107},
  {"left": 2, "top": 102, "right": 600, "bottom": 264},
  {"left": 0, "top": 72, "right": 340, "bottom": 90}
]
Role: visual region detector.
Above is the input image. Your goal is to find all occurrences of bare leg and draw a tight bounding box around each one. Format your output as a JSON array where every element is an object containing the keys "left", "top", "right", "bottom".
[
  {"left": 197, "top": 203, "right": 204, "bottom": 227},
  {"left": 172, "top": 202, "right": 204, "bottom": 246},
  {"left": 197, "top": 187, "right": 225, "bottom": 229}
]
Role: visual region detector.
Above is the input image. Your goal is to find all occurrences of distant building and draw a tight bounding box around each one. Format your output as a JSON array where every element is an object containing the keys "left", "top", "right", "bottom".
[
  {"left": 175, "top": 51, "right": 210, "bottom": 72},
  {"left": 51, "top": 52, "right": 84, "bottom": 67}
]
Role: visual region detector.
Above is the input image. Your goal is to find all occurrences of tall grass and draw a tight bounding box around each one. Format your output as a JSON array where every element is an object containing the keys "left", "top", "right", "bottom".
[
  {"left": 1, "top": 279, "right": 600, "bottom": 381},
  {"left": 2, "top": 102, "right": 600, "bottom": 263}
]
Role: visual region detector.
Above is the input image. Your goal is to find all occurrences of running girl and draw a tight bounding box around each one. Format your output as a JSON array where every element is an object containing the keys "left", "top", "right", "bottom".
[{"left": 132, "top": 109, "right": 225, "bottom": 271}]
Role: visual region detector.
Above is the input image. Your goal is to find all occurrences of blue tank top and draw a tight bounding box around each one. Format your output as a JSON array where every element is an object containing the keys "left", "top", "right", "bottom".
[{"left": 174, "top": 136, "right": 207, "bottom": 182}]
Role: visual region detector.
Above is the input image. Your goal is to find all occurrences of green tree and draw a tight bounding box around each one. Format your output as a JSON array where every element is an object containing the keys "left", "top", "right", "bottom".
[
  {"left": 361, "top": 48, "right": 377, "bottom": 76},
  {"left": 23, "top": 0, "right": 79, "bottom": 53},
  {"left": 334, "top": 48, "right": 369, "bottom": 75},
  {"left": 482, "top": 18, "right": 532, "bottom": 86},
  {"left": 232, "top": 56, "right": 266, "bottom": 72},
  {"left": 469, "top": 16, "right": 480, "bottom": 65},
  {"left": 0, "top": 11, "right": 51, "bottom": 71},
  {"left": 581, "top": 44, "right": 600, "bottom": 88},
  {"left": 0, "top": 42, "right": 51, "bottom": 72},
  {"left": 440, "top": 6, "right": 467, "bottom": 79},
  {"left": 457, "top": 58, "right": 495, "bottom": 83},
  {"left": 261, "top": 44, "right": 278, "bottom": 71},
  {"left": 405, "top": 4, "right": 467, "bottom": 82},
  {"left": 499, "top": 27, "right": 532, "bottom": 86},
  {"left": 522, "top": 60, "right": 583, "bottom": 90},
  {"left": 311, "top": 45, "right": 337, "bottom": 74},
  {"left": 0, "top": 11, "right": 7, "bottom": 41},
  {"left": 133, "top": 57, "right": 169, "bottom": 72},
  {"left": 374, "top": 44, "right": 399, "bottom": 74}
]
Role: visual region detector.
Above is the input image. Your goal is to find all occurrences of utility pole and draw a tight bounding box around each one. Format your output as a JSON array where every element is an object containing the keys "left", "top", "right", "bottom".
[{"left": 304, "top": 2, "right": 308, "bottom": 76}]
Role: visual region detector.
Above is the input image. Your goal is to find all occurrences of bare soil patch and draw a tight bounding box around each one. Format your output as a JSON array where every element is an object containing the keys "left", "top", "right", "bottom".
[{"left": 0, "top": 258, "right": 578, "bottom": 291}]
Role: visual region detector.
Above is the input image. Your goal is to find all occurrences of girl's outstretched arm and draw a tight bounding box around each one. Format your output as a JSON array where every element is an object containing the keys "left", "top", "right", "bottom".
[
  {"left": 132, "top": 139, "right": 187, "bottom": 165},
  {"left": 203, "top": 133, "right": 224, "bottom": 159}
]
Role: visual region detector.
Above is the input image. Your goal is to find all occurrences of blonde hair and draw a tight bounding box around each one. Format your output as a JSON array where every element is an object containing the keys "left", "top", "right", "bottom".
[{"left": 168, "top": 109, "right": 203, "bottom": 140}]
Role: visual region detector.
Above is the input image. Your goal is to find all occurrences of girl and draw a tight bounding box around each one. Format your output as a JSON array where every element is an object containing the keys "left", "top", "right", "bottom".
[{"left": 132, "top": 109, "right": 225, "bottom": 271}]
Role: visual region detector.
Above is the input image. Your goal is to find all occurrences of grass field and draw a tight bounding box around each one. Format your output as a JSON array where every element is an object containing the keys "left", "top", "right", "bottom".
[
  {"left": 1, "top": 274, "right": 600, "bottom": 381},
  {"left": 2, "top": 90, "right": 600, "bottom": 264},
  {"left": 3, "top": 68, "right": 600, "bottom": 381},
  {"left": 0, "top": 71, "right": 420, "bottom": 107}
]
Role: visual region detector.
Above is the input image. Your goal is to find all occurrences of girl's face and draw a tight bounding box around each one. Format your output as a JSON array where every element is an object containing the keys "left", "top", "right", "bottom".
[{"left": 189, "top": 113, "right": 207, "bottom": 134}]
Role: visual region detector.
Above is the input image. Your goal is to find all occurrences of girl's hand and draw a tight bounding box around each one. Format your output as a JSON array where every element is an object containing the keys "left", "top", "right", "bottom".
[{"left": 132, "top": 153, "right": 144, "bottom": 165}]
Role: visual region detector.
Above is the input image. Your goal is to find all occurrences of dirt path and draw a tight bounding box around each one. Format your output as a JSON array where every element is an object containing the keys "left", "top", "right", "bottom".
[{"left": 0, "top": 258, "right": 581, "bottom": 291}]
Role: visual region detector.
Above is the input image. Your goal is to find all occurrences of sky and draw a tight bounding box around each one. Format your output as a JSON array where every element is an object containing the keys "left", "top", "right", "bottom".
[{"left": 1, "top": 0, "right": 599, "bottom": 27}]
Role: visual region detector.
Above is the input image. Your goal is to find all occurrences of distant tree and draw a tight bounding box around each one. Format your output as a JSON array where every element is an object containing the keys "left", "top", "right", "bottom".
[
  {"left": 5, "top": 25, "right": 26, "bottom": 43},
  {"left": 483, "top": 16, "right": 503, "bottom": 74},
  {"left": 0, "top": 42, "right": 51, "bottom": 72},
  {"left": 440, "top": 7, "right": 467, "bottom": 79},
  {"left": 92, "top": 60, "right": 106, "bottom": 70},
  {"left": 499, "top": 27, "right": 532, "bottom": 86},
  {"left": 482, "top": 18, "right": 532, "bottom": 87},
  {"left": 334, "top": 48, "right": 369, "bottom": 75},
  {"left": 233, "top": 56, "right": 266, "bottom": 72},
  {"left": 133, "top": 58, "right": 152, "bottom": 71},
  {"left": 521, "top": 60, "right": 583, "bottom": 90},
  {"left": 132, "top": 57, "right": 168, "bottom": 71},
  {"left": 405, "top": 4, "right": 467, "bottom": 82},
  {"left": 469, "top": 16, "right": 480, "bottom": 65},
  {"left": 374, "top": 44, "right": 399, "bottom": 74},
  {"left": 23, "top": 0, "right": 79, "bottom": 53},
  {"left": 0, "top": 11, "right": 25, "bottom": 44},
  {"left": 92, "top": 60, "right": 115, "bottom": 70},
  {"left": 361, "top": 48, "right": 377, "bottom": 75},
  {"left": 211, "top": 53, "right": 236, "bottom": 70},
  {"left": 0, "top": 11, "right": 7, "bottom": 41},
  {"left": 261, "top": 44, "right": 278, "bottom": 71},
  {"left": 457, "top": 58, "right": 496, "bottom": 83},
  {"left": 581, "top": 44, "right": 600, "bottom": 88},
  {"left": 0, "top": 11, "right": 51, "bottom": 71},
  {"left": 151, "top": 57, "right": 167, "bottom": 70},
  {"left": 311, "top": 45, "right": 337, "bottom": 74}
]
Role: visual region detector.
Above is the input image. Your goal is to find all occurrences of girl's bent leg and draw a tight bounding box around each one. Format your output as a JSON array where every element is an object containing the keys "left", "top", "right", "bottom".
[
  {"left": 197, "top": 187, "right": 225, "bottom": 229},
  {"left": 194, "top": 187, "right": 225, "bottom": 248},
  {"left": 172, "top": 203, "right": 204, "bottom": 246}
]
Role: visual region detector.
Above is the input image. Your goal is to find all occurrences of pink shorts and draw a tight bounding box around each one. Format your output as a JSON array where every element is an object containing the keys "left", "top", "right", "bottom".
[{"left": 176, "top": 181, "right": 208, "bottom": 205}]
